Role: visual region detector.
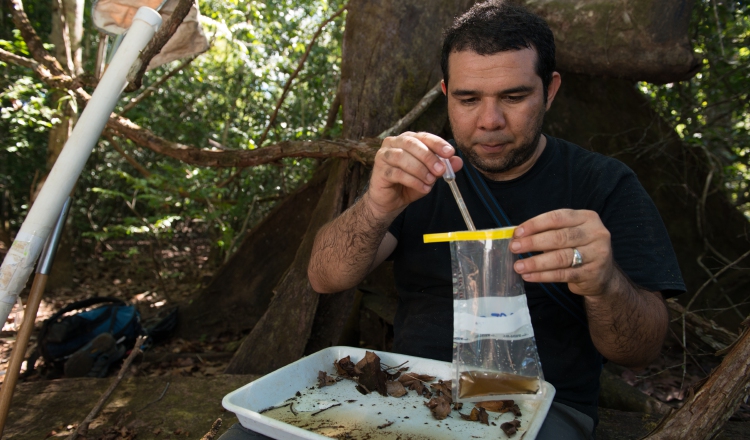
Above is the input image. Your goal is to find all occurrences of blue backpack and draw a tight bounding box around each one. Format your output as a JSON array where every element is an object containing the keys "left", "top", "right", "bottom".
[{"left": 37, "top": 297, "right": 143, "bottom": 374}]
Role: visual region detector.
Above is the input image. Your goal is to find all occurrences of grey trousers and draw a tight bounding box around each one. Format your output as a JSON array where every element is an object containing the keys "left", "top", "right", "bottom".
[{"left": 218, "top": 401, "right": 595, "bottom": 440}]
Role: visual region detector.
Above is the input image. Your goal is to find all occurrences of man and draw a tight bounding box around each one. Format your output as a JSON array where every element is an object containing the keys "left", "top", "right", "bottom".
[{"left": 307, "top": 1, "right": 685, "bottom": 439}]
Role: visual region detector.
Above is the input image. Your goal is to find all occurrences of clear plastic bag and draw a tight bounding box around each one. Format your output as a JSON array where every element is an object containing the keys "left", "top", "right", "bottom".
[{"left": 424, "top": 227, "right": 545, "bottom": 403}]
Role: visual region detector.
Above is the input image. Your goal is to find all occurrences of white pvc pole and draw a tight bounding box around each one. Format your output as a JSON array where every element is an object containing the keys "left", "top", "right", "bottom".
[{"left": 0, "top": 7, "right": 162, "bottom": 326}]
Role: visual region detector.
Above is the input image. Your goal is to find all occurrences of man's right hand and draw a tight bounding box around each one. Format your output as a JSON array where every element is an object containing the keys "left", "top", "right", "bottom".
[
  {"left": 308, "top": 132, "right": 460, "bottom": 293},
  {"left": 366, "top": 132, "right": 462, "bottom": 220}
]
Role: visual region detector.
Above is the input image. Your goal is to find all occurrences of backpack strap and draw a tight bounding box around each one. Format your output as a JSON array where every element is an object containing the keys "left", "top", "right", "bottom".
[
  {"left": 454, "top": 146, "right": 589, "bottom": 328},
  {"left": 46, "top": 297, "right": 126, "bottom": 324}
]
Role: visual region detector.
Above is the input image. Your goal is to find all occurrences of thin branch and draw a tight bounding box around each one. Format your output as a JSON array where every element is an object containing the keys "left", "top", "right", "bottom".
[
  {"left": 53, "top": 0, "right": 75, "bottom": 74},
  {"left": 95, "top": 33, "right": 108, "bottom": 79},
  {"left": 711, "top": 0, "right": 726, "bottom": 57},
  {"left": 67, "top": 336, "right": 146, "bottom": 440},
  {"left": 6, "top": 31, "right": 381, "bottom": 170},
  {"left": 0, "top": 48, "right": 38, "bottom": 70},
  {"left": 200, "top": 418, "right": 223, "bottom": 440},
  {"left": 686, "top": 248, "right": 750, "bottom": 311},
  {"left": 125, "top": 0, "right": 195, "bottom": 92},
  {"left": 379, "top": 81, "right": 443, "bottom": 139},
  {"left": 0, "top": 48, "right": 77, "bottom": 90},
  {"left": 104, "top": 132, "right": 151, "bottom": 178},
  {"left": 258, "top": 2, "right": 349, "bottom": 147},
  {"left": 136, "top": 382, "right": 170, "bottom": 412},
  {"left": 321, "top": 89, "right": 342, "bottom": 139},
  {"left": 668, "top": 299, "right": 738, "bottom": 352},
  {"left": 120, "top": 54, "right": 199, "bottom": 116},
  {"left": 225, "top": 195, "right": 258, "bottom": 263},
  {"left": 669, "top": 327, "right": 708, "bottom": 376},
  {"left": 108, "top": 112, "right": 380, "bottom": 167},
  {"left": 7, "top": 0, "right": 65, "bottom": 76}
]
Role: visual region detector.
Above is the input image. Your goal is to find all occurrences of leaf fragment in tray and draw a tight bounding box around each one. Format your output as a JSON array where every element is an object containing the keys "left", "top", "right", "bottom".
[
  {"left": 459, "top": 407, "right": 489, "bottom": 425},
  {"left": 474, "top": 400, "right": 521, "bottom": 415},
  {"left": 425, "top": 394, "right": 452, "bottom": 420},
  {"left": 386, "top": 380, "right": 408, "bottom": 397},
  {"left": 318, "top": 370, "right": 337, "bottom": 388},
  {"left": 501, "top": 419, "right": 521, "bottom": 437}
]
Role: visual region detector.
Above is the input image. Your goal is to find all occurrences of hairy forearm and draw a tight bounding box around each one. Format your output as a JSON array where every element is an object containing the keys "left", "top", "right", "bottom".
[
  {"left": 308, "top": 192, "right": 396, "bottom": 293},
  {"left": 584, "top": 268, "right": 668, "bottom": 368}
]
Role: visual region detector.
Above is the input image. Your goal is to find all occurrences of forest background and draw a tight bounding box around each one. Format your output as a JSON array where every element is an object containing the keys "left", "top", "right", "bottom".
[
  {"left": 0, "top": 0, "right": 750, "bottom": 438},
  {"left": 2, "top": 1, "right": 749, "bottom": 286}
]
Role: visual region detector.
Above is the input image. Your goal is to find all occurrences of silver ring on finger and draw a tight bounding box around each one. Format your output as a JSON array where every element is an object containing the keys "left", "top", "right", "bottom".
[{"left": 571, "top": 248, "right": 583, "bottom": 268}]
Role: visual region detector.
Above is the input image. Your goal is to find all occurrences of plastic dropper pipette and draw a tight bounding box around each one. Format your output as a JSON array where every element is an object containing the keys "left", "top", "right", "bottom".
[{"left": 440, "top": 157, "right": 476, "bottom": 231}]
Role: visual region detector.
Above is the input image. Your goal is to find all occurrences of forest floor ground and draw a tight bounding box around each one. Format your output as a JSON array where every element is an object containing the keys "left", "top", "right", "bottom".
[{"left": 0, "top": 238, "right": 748, "bottom": 439}]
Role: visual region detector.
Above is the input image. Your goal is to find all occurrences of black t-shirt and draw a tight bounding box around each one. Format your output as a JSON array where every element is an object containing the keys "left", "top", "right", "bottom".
[{"left": 387, "top": 135, "right": 685, "bottom": 423}]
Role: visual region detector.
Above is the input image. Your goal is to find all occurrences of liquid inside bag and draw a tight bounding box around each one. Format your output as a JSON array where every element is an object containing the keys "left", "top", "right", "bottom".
[{"left": 424, "top": 227, "right": 545, "bottom": 403}]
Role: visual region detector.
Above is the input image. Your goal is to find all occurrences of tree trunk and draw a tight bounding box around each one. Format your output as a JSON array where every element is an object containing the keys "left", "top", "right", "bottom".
[
  {"left": 522, "top": 0, "right": 699, "bottom": 83},
  {"left": 224, "top": 159, "right": 351, "bottom": 374},
  {"left": 176, "top": 164, "right": 330, "bottom": 339},
  {"left": 223, "top": 0, "right": 481, "bottom": 374},
  {"left": 33, "top": 0, "right": 84, "bottom": 291}
]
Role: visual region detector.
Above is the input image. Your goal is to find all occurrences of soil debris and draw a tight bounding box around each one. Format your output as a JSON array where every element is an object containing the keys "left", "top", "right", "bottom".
[{"left": 377, "top": 420, "right": 395, "bottom": 429}]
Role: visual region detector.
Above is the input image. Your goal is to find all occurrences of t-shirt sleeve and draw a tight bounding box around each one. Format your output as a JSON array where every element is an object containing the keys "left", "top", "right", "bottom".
[{"left": 594, "top": 168, "right": 686, "bottom": 298}]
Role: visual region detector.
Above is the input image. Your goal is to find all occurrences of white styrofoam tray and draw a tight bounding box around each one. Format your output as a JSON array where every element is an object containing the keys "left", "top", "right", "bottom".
[{"left": 222, "top": 346, "right": 555, "bottom": 440}]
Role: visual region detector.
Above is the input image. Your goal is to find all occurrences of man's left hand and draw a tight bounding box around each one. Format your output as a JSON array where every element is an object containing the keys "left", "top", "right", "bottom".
[{"left": 510, "top": 209, "right": 616, "bottom": 297}]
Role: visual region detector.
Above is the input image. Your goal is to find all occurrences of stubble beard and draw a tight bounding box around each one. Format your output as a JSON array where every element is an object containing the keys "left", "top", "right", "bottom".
[{"left": 454, "top": 106, "right": 546, "bottom": 179}]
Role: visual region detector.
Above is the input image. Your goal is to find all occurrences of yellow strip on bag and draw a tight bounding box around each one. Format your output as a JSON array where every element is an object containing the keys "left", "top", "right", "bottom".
[{"left": 423, "top": 226, "right": 516, "bottom": 243}]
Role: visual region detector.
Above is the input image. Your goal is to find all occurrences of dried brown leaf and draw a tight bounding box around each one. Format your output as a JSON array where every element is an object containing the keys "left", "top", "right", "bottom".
[
  {"left": 354, "top": 351, "right": 387, "bottom": 396},
  {"left": 429, "top": 380, "right": 452, "bottom": 403},
  {"left": 478, "top": 407, "right": 489, "bottom": 425},
  {"left": 501, "top": 419, "right": 521, "bottom": 437},
  {"left": 509, "top": 404, "right": 522, "bottom": 417},
  {"left": 386, "top": 380, "right": 408, "bottom": 397},
  {"left": 425, "top": 395, "right": 452, "bottom": 420},
  {"left": 475, "top": 400, "right": 515, "bottom": 413},
  {"left": 334, "top": 356, "right": 357, "bottom": 377},
  {"left": 398, "top": 372, "right": 436, "bottom": 383},
  {"left": 318, "top": 370, "right": 336, "bottom": 388}
]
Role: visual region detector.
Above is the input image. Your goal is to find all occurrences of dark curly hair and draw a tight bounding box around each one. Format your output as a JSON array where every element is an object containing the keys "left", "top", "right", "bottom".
[{"left": 441, "top": 1, "right": 556, "bottom": 102}]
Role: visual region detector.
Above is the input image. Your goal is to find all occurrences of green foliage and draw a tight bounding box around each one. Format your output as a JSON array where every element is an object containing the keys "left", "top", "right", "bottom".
[
  {"left": 1, "top": 0, "right": 345, "bottom": 264},
  {"left": 85, "top": 0, "right": 346, "bottom": 260},
  {"left": 639, "top": 0, "right": 750, "bottom": 218},
  {"left": 0, "top": 29, "right": 53, "bottom": 236}
]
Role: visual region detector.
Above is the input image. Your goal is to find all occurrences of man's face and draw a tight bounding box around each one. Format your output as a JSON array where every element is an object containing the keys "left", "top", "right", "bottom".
[{"left": 444, "top": 48, "right": 556, "bottom": 180}]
